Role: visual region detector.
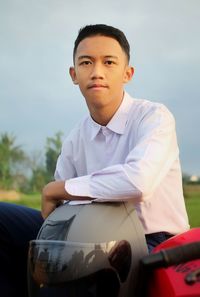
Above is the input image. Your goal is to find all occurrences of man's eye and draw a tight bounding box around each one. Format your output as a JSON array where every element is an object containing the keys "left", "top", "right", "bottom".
[
  {"left": 105, "top": 60, "right": 115, "bottom": 65},
  {"left": 80, "top": 61, "right": 91, "bottom": 65}
]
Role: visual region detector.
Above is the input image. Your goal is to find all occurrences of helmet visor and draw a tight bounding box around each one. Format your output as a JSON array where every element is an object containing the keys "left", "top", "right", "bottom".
[{"left": 29, "top": 239, "right": 131, "bottom": 284}]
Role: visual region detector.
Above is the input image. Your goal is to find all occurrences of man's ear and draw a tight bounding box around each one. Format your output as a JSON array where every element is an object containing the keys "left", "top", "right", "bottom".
[
  {"left": 123, "top": 66, "right": 134, "bottom": 84},
  {"left": 69, "top": 67, "right": 78, "bottom": 85}
]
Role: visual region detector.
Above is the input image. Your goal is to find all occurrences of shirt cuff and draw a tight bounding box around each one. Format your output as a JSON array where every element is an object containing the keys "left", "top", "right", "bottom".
[{"left": 65, "top": 175, "right": 91, "bottom": 197}]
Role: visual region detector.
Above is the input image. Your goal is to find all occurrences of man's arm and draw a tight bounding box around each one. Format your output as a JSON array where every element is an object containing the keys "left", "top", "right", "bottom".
[
  {"left": 42, "top": 104, "right": 178, "bottom": 218},
  {"left": 41, "top": 180, "right": 92, "bottom": 219}
]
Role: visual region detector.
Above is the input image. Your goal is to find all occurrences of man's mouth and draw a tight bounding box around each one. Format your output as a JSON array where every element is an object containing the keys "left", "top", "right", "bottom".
[{"left": 87, "top": 84, "right": 108, "bottom": 89}]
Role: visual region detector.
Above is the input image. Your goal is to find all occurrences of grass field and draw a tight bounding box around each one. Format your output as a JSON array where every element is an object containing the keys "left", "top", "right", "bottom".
[
  {"left": 1, "top": 184, "right": 200, "bottom": 228},
  {"left": 184, "top": 185, "right": 200, "bottom": 227}
]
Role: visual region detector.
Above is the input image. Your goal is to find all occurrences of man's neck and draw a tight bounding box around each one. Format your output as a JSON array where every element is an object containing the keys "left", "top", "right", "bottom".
[
  {"left": 88, "top": 92, "right": 124, "bottom": 126},
  {"left": 90, "top": 100, "right": 123, "bottom": 126}
]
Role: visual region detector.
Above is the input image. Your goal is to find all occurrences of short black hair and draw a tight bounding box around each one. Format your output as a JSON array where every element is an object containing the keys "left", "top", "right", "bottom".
[{"left": 73, "top": 24, "right": 130, "bottom": 63}]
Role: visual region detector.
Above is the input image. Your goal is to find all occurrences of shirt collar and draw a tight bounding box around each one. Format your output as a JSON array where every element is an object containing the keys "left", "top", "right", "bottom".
[
  {"left": 89, "top": 92, "right": 134, "bottom": 140},
  {"left": 89, "top": 117, "right": 102, "bottom": 140}
]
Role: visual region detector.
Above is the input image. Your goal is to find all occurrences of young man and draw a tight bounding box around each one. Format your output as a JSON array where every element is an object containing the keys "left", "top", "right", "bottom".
[
  {"left": 0, "top": 24, "right": 189, "bottom": 297},
  {"left": 42, "top": 24, "right": 189, "bottom": 239}
]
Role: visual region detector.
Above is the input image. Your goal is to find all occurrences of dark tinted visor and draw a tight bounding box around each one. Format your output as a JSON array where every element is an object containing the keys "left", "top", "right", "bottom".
[
  {"left": 28, "top": 239, "right": 131, "bottom": 296},
  {"left": 30, "top": 269, "right": 120, "bottom": 297}
]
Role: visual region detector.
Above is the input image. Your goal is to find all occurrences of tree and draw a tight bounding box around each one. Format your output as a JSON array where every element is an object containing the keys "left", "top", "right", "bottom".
[
  {"left": 45, "top": 131, "right": 63, "bottom": 181},
  {"left": 27, "top": 150, "right": 46, "bottom": 193},
  {"left": 29, "top": 167, "right": 47, "bottom": 193},
  {"left": 0, "top": 133, "right": 26, "bottom": 189}
]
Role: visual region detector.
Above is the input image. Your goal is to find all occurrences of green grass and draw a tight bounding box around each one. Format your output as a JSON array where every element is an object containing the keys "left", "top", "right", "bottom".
[
  {"left": 9, "top": 192, "right": 41, "bottom": 210},
  {"left": 184, "top": 185, "right": 200, "bottom": 228},
  {"left": 1, "top": 185, "right": 200, "bottom": 228},
  {"left": 185, "top": 197, "right": 200, "bottom": 227}
]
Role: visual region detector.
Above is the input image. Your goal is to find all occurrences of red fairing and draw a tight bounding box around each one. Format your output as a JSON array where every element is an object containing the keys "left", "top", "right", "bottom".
[{"left": 148, "top": 228, "right": 200, "bottom": 297}]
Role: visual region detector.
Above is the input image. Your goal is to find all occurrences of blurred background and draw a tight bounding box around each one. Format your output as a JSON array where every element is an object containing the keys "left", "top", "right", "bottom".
[{"left": 0, "top": 0, "right": 199, "bottom": 226}]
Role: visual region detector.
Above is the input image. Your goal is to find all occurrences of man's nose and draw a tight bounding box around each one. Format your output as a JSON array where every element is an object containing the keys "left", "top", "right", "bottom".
[{"left": 90, "top": 62, "right": 104, "bottom": 80}]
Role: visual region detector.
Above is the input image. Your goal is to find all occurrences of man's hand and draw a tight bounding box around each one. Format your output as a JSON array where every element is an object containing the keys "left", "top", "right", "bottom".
[{"left": 41, "top": 181, "right": 68, "bottom": 219}]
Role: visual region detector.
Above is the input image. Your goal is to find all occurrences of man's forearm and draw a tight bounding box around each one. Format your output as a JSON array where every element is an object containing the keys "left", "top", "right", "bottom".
[
  {"left": 41, "top": 180, "right": 91, "bottom": 219},
  {"left": 42, "top": 181, "right": 71, "bottom": 200}
]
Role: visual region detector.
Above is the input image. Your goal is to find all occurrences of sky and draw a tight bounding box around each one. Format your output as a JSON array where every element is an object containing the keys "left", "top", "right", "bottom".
[{"left": 0, "top": 0, "right": 200, "bottom": 176}]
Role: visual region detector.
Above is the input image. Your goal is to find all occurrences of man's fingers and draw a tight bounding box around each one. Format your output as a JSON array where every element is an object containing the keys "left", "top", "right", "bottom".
[{"left": 41, "top": 199, "right": 57, "bottom": 219}]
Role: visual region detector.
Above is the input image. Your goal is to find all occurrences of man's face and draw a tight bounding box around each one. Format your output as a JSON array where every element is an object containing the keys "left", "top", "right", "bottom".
[{"left": 70, "top": 35, "right": 134, "bottom": 112}]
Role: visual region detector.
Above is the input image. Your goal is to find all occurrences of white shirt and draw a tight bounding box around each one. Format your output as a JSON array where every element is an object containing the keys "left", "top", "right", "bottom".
[{"left": 55, "top": 92, "right": 190, "bottom": 235}]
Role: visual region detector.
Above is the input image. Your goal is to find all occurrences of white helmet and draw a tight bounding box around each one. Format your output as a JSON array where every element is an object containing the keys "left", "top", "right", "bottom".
[{"left": 28, "top": 202, "right": 148, "bottom": 297}]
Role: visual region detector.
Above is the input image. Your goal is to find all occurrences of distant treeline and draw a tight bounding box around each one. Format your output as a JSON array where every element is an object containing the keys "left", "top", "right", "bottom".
[
  {"left": 0, "top": 131, "right": 63, "bottom": 193},
  {"left": 0, "top": 131, "right": 199, "bottom": 194}
]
